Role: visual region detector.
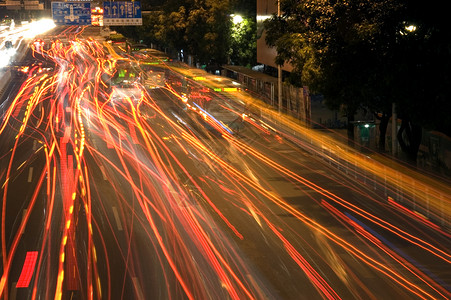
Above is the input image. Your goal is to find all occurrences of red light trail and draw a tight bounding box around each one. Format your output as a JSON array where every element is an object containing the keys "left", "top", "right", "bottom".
[{"left": 0, "top": 25, "right": 449, "bottom": 299}]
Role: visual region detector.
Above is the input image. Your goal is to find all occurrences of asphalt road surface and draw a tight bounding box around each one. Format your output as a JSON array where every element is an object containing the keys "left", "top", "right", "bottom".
[{"left": 0, "top": 25, "right": 450, "bottom": 300}]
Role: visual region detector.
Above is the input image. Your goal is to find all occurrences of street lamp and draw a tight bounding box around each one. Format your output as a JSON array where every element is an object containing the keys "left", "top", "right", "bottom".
[{"left": 232, "top": 14, "right": 243, "bottom": 25}]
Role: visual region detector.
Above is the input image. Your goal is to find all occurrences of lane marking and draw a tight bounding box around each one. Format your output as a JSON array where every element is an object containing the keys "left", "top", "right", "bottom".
[
  {"left": 99, "top": 165, "right": 108, "bottom": 181},
  {"left": 112, "top": 207, "right": 123, "bottom": 231},
  {"left": 21, "top": 209, "right": 27, "bottom": 235},
  {"left": 10, "top": 282, "right": 17, "bottom": 300},
  {"left": 132, "top": 277, "right": 145, "bottom": 300},
  {"left": 62, "top": 126, "right": 71, "bottom": 144},
  {"left": 129, "top": 124, "right": 139, "bottom": 144},
  {"left": 27, "top": 167, "right": 33, "bottom": 183}
]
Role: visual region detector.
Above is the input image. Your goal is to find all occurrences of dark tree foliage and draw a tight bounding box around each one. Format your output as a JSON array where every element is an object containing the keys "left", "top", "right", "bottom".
[
  {"left": 115, "top": 0, "right": 257, "bottom": 67},
  {"left": 229, "top": 0, "right": 257, "bottom": 67},
  {"left": 229, "top": 16, "right": 256, "bottom": 67},
  {"left": 157, "top": 0, "right": 233, "bottom": 65},
  {"left": 264, "top": 0, "right": 451, "bottom": 159}
]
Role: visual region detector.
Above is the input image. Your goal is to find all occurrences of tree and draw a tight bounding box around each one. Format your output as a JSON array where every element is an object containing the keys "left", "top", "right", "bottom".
[
  {"left": 115, "top": 0, "right": 233, "bottom": 65},
  {"left": 116, "top": 0, "right": 260, "bottom": 68},
  {"left": 264, "top": 0, "right": 451, "bottom": 160},
  {"left": 391, "top": 0, "right": 451, "bottom": 159},
  {"left": 151, "top": 0, "right": 233, "bottom": 65},
  {"left": 265, "top": 0, "right": 401, "bottom": 141},
  {"left": 229, "top": 15, "right": 256, "bottom": 67}
]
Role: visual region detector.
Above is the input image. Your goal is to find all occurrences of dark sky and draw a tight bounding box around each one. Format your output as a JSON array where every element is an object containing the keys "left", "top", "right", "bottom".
[{"left": 235, "top": 0, "right": 256, "bottom": 15}]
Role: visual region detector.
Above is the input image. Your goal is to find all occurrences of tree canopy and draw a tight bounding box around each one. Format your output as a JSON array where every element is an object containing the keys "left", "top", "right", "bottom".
[
  {"left": 264, "top": 0, "right": 451, "bottom": 158},
  {"left": 114, "top": 0, "right": 257, "bottom": 67},
  {"left": 117, "top": 0, "right": 233, "bottom": 65},
  {"left": 229, "top": 15, "right": 256, "bottom": 67}
]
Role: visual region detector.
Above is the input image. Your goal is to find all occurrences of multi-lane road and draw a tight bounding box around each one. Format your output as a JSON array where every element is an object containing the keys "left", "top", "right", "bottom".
[{"left": 0, "top": 24, "right": 450, "bottom": 300}]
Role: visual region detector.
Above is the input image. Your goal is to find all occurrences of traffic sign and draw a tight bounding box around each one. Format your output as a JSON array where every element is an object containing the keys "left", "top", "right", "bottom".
[
  {"left": 52, "top": 2, "right": 92, "bottom": 25},
  {"left": 103, "top": 1, "right": 142, "bottom": 26}
]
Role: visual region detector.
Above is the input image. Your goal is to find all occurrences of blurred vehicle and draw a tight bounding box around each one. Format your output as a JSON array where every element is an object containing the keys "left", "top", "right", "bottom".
[
  {"left": 5, "top": 40, "right": 13, "bottom": 49},
  {"left": 140, "top": 49, "right": 171, "bottom": 62},
  {"left": 110, "top": 83, "right": 143, "bottom": 103},
  {"left": 129, "top": 43, "right": 147, "bottom": 53},
  {"left": 106, "top": 33, "right": 127, "bottom": 47},
  {"left": 32, "top": 38, "right": 45, "bottom": 52},
  {"left": 51, "top": 39, "right": 63, "bottom": 50},
  {"left": 143, "top": 69, "right": 165, "bottom": 89},
  {"left": 0, "top": 15, "right": 12, "bottom": 27},
  {"left": 11, "top": 61, "right": 53, "bottom": 77}
]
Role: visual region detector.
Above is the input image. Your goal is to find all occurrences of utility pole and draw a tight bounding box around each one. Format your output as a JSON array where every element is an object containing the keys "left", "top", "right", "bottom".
[
  {"left": 392, "top": 102, "right": 397, "bottom": 156},
  {"left": 277, "top": 0, "right": 282, "bottom": 114}
]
